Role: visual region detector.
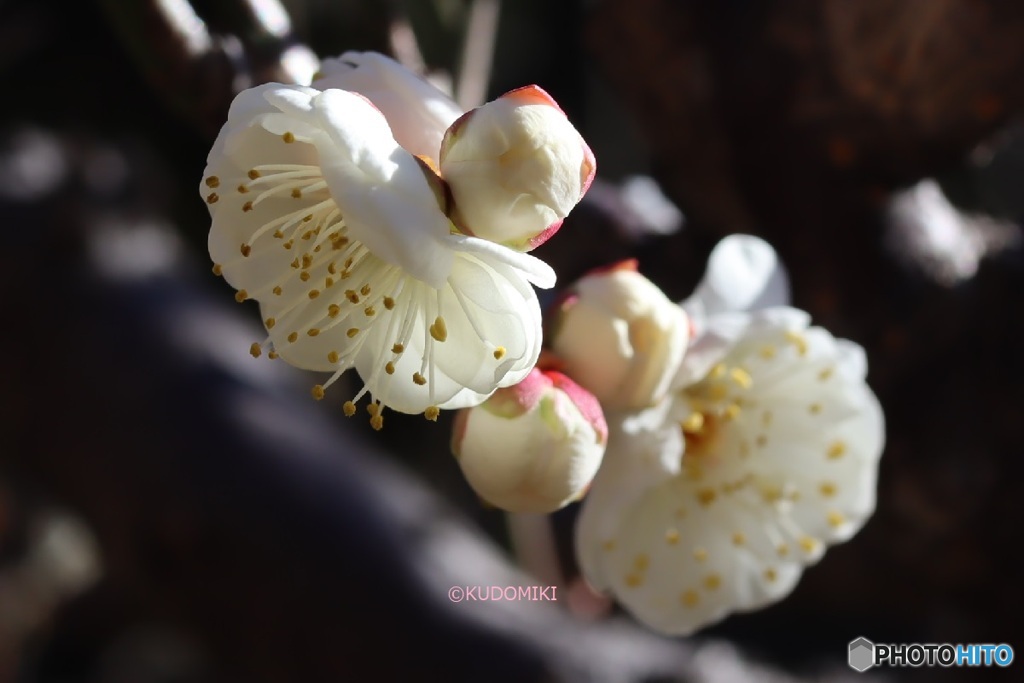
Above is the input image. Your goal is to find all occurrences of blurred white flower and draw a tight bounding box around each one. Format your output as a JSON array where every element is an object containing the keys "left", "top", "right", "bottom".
[
  {"left": 452, "top": 368, "right": 607, "bottom": 513},
  {"left": 549, "top": 261, "right": 690, "bottom": 411},
  {"left": 202, "top": 53, "right": 557, "bottom": 428},
  {"left": 576, "top": 236, "right": 884, "bottom": 635},
  {"left": 439, "top": 85, "right": 596, "bottom": 250}
]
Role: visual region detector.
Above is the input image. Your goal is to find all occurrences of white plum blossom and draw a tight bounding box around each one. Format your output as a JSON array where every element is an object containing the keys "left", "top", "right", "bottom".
[
  {"left": 451, "top": 368, "right": 607, "bottom": 513},
  {"left": 575, "top": 236, "right": 885, "bottom": 635},
  {"left": 439, "top": 85, "right": 596, "bottom": 250},
  {"left": 549, "top": 261, "right": 690, "bottom": 412},
  {"left": 202, "top": 52, "right": 563, "bottom": 428}
]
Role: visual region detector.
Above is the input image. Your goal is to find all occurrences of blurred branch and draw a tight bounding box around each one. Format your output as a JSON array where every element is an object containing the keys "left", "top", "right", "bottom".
[
  {"left": 96, "top": 0, "right": 318, "bottom": 137},
  {"left": 456, "top": 0, "right": 500, "bottom": 109}
]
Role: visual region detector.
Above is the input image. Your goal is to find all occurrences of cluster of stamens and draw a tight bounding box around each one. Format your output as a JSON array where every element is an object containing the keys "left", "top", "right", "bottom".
[{"left": 206, "top": 133, "right": 507, "bottom": 430}]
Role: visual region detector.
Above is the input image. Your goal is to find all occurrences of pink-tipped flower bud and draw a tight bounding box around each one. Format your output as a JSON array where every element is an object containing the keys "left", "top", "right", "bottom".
[
  {"left": 549, "top": 262, "right": 690, "bottom": 412},
  {"left": 451, "top": 368, "right": 607, "bottom": 513},
  {"left": 439, "top": 85, "right": 596, "bottom": 251}
]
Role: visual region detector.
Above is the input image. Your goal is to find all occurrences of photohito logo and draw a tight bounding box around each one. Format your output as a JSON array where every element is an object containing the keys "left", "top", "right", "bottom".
[{"left": 848, "top": 637, "right": 1014, "bottom": 672}]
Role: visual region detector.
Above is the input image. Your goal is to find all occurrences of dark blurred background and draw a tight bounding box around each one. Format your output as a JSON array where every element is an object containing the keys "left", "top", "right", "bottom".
[{"left": 1, "top": 0, "right": 1022, "bottom": 681}]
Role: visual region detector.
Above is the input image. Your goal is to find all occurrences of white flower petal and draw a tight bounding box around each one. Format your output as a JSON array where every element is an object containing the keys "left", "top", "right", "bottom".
[
  {"left": 682, "top": 234, "right": 790, "bottom": 331},
  {"left": 576, "top": 417, "right": 682, "bottom": 591},
  {"left": 595, "top": 477, "right": 805, "bottom": 635},
  {"left": 311, "top": 88, "right": 455, "bottom": 289},
  {"left": 314, "top": 51, "right": 462, "bottom": 159}
]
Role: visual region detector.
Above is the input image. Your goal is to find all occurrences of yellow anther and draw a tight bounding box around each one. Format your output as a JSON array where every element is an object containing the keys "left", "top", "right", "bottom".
[
  {"left": 777, "top": 543, "right": 790, "bottom": 557},
  {"left": 732, "top": 532, "right": 746, "bottom": 546},
  {"left": 302, "top": 254, "right": 313, "bottom": 268},
  {"left": 764, "top": 568, "right": 777, "bottom": 582},
  {"left": 268, "top": 350, "right": 279, "bottom": 359},
  {"left": 265, "top": 317, "right": 276, "bottom": 329},
  {"left": 327, "top": 351, "right": 339, "bottom": 364},
  {"left": 624, "top": 574, "right": 643, "bottom": 588},
  {"left": 237, "top": 184, "right": 249, "bottom": 193},
  {"left": 307, "top": 328, "right": 320, "bottom": 337},
  {"left": 205, "top": 176, "right": 220, "bottom": 188},
  {"left": 211, "top": 263, "right": 223, "bottom": 276},
  {"left": 760, "top": 345, "right": 776, "bottom": 359},
  {"left": 392, "top": 343, "right": 404, "bottom": 354},
  {"left": 425, "top": 406, "right": 440, "bottom": 422},
  {"left": 272, "top": 286, "right": 283, "bottom": 296},
  {"left": 704, "top": 574, "right": 722, "bottom": 591},
  {"left": 328, "top": 304, "right": 341, "bottom": 318},
  {"left": 385, "top": 361, "right": 395, "bottom": 375},
  {"left": 242, "top": 201, "right": 253, "bottom": 212},
  {"left": 291, "top": 258, "right": 300, "bottom": 269},
  {"left": 302, "top": 231, "right": 312, "bottom": 241},
  {"left": 696, "top": 488, "right": 716, "bottom": 506},
  {"left": 429, "top": 316, "right": 448, "bottom": 342},
  {"left": 412, "top": 372, "right": 427, "bottom": 385},
  {"left": 360, "top": 284, "right": 371, "bottom": 296},
  {"left": 367, "top": 403, "right": 379, "bottom": 416},
  {"left": 206, "top": 192, "right": 219, "bottom": 204},
  {"left": 819, "top": 481, "right": 837, "bottom": 497},
  {"left": 493, "top": 346, "right": 506, "bottom": 360},
  {"left": 383, "top": 297, "right": 395, "bottom": 310},
  {"left": 693, "top": 547, "right": 708, "bottom": 562},
  {"left": 249, "top": 343, "right": 261, "bottom": 358},
  {"left": 723, "top": 403, "right": 741, "bottom": 421},
  {"left": 827, "top": 441, "right": 846, "bottom": 459},
  {"left": 234, "top": 289, "right": 248, "bottom": 303},
  {"left": 308, "top": 289, "right": 320, "bottom": 299},
  {"left": 680, "top": 590, "right": 699, "bottom": 607},
  {"left": 785, "top": 330, "right": 808, "bottom": 356},
  {"left": 282, "top": 132, "right": 295, "bottom": 143},
  {"left": 247, "top": 169, "right": 261, "bottom": 180},
  {"left": 283, "top": 241, "right": 293, "bottom": 250},
  {"left": 287, "top": 332, "right": 298, "bottom": 343},
  {"left": 799, "top": 536, "right": 819, "bottom": 553},
  {"left": 819, "top": 367, "right": 834, "bottom": 381},
  {"left": 809, "top": 403, "right": 822, "bottom": 415},
  {"left": 364, "top": 306, "right": 375, "bottom": 316},
  {"left": 324, "top": 277, "right": 335, "bottom": 288},
  {"left": 664, "top": 529, "right": 680, "bottom": 545},
  {"left": 303, "top": 214, "right": 313, "bottom": 222},
  {"left": 730, "top": 367, "right": 753, "bottom": 389},
  {"left": 300, "top": 272, "right": 310, "bottom": 282},
  {"left": 346, "top": 290, "right": 360, "bottom": 304},
  {"left": 343, "top": 401, "right": 356, "bottom": 417},
  {"left": 827, "top": 510, "right": 846, "bottom": 528},
  {"left": 328, "top": 262, "right": 337, "bottom": 274},
  {"left": 239, "top": 243, "right": 252, "bottom": 257},
  {"left": 346, "top": 328, "right": 359, "bottom": 338},
  {"left": 681, "top": 412, "right": 704, "bottom": 434},
  {"left": 291, "top": 188, "right": 302, "bottom": 199},
  {"left": 633, "top": 553, "right": 650, "bottom": 571},
  {"left": 311, "top": 385, "right": 325, "bottom": 400}
]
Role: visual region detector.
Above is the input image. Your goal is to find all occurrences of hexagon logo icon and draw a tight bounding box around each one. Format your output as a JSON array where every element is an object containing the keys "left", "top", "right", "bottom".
[{"left": 848, "top": 637, "right": 875, "bottom": 672}]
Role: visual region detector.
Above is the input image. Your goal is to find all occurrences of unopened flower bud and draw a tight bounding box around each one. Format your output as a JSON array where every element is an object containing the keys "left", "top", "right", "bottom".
[
  {"left": 451, "top": 368, "right": 607, "bottom": 513},
  {"left": 549, "top": 262, "right": 689, "bottom": 411},
  {"left": 439, "top": 85, "right": 595, "bottom": 251}
]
